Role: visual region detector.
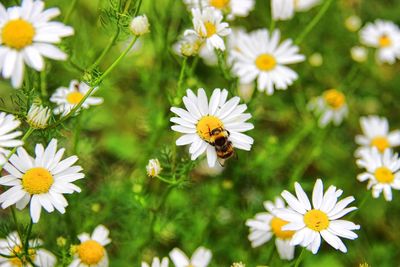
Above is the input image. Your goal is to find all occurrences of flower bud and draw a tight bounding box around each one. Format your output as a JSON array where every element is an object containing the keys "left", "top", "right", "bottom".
[
  {"left": 146, "top": 158, "right": 162, "bottom": 177},
  {"left": 130, "top": 15, "right": 150, "bottom": 36},
  {"left": 351, "top": 46, "right": 368, "bottom": 63},
  {"left": 26, "top": 104, "right": 51, "bottom": 129},
  {"left": 345, "top": 15, "right": 362, "bottom": 32}
]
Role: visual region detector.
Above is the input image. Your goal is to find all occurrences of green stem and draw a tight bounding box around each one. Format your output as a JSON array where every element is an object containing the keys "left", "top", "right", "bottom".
[
  {"left": 11, "top": 207, "right": 22, "bottom": 240},
  {"left": 289, "top": 126, "right": 326, "bottom": 184},
  {"left": 134, "top": 0, "right": 143, "bottom": 16},
  {"left": 47, "top": 36, "right": 139, "bottom": 129},
  {"left": 24, "top": 220, "right": 33, "bottom": 255},
  {"left": 146, "top": 185, "right": 175, "bottom": 243},
  {"left": 87, "top": 0, "right": 135, "bottom": 71},
  {"left": 269, "top": 18, "right": 276, "bottom": 32},
  {"left": 63, "top": 0, "right": 79, "bottom": 23},
  {"left": 72, "top": 114, "right": 81, "bottom": 154},
  {"left": 295, "top": 0, "right": 334, "bottom": 45},
  {"left": 189, "top": 56, "right": 199, "bottom": 76},
  {"left": 217, "top": 51, "right": 232, "bottom": 82},
  {"left": 96, "top": 36, "right": 139, "bottom": 83},
  {"left": 266, "top": 244, "right": 276, "bottom": 264},
  {"left": 155, "top": 175, "right": 178, "bottom": 185},
  {"left": 294, "top": 247, "right": 306, "bottom": 267},
  {"left": 40, "top": 70, "right": 47, "bottom": 99},
  {"left": 177, "top": 57, "right": 188, "bottom": 97},
  {"left": 87, "top": 28, "right": 120, "bottom": 71}
]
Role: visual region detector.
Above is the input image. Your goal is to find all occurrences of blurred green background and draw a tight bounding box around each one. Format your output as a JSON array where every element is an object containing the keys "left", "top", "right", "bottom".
[{"left": 1, "top": 0, "right": 400, "bottom": 266}]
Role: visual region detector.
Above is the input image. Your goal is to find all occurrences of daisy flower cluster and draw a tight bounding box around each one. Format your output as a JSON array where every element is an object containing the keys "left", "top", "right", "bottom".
[
  {"left": 246, "top": 179, "right": 360, "bottom": 259},
  {"left": 0, "top": 0, "right": 140, "bottom": 266},
  {"left": 354, "top": 116, "right": 400, "bottom": 201}
]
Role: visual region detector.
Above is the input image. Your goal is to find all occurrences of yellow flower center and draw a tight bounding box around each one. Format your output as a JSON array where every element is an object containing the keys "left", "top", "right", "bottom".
[
  {"left": 379, "top": 35, "right": 391, "bottom": 48},
  {"left": 196, "top": 115, "right": 224, "bottom": 141},
  {"left": 67, "top": 91, "right": 84, "bottom": 104},
  {"left": 255, "top": 54, "right": 277, "bottom": 71},
  {"left": 304, "top": 209, "right": 329, "bottom": 231},
  {"left": 374, "top": 167, "right": 394, "bottom": 183},
  {"left": 270, "top": 217, "right": 295, "bottom": 239},
  {"left": 10, "top": 246, "right": 36, "bottom": 266},
  {"left": 2, "top": 19, "right": 35, "bottom": 49},
  {"left": 203, "top": 22, "right": 216, "bottom": 38},
  {"left": 210, "top": 0, "right": 230, "bottom": 9},
  {"left": 323, "top": 89, "right": 346, "bottom": 109},
  {"left": 371, "top": 136, "right": 390, "bottom": 153},
  {"left": 22, "top": 167, "right": 54, "bottom": 195},
  {"left": 78, "top": 240, "right": 105, "bottom": 265}
]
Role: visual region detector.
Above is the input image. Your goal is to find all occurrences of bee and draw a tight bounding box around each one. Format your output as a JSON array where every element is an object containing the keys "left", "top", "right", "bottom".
[{"left": 207, "top": 126, "right": 235, "bottom": 165}]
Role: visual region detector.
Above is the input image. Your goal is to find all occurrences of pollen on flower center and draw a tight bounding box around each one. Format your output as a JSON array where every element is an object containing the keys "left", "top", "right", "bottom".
[
  {"left": 371, "top": 136, "right": 389, "bottom": 152},
  {"left": 196, "top": 115, "right": 224, "bottom": 141},
  {"left": 67, "top": 91, "right": 84, "bottom": 104},
  {"left": 323, "top": 89, "right": 345, "bottom": 109},
  {"left": 379, "top": 35, "right": 391, "bottom": 47},
  {"left": 2, "top": 19, "right": 35, "bottom": 49},
  {"left": 10, "top": 245, "right": 36, "bottom": 266},
  {"left": 374, "top": 167, "right": 394, "bottom": 183},
  {"left": 304, "top": 209, "right": 329, "bottom": 231},
  {"left": 210, "top": 0, "right": 230, "bottom": 9},
  {"left": 203, "top": 22, "right": 217, "bottom": 38},
  {"left": 78, "top": 240, "right": 105, "bottom": 265},
  {"left": 270, "top": 217, "right": 295, "bottom": 239},
  {"left": 22, "top": 167, "right": 54, "bottom": 195},
  {"left": 255, "top": 54, "right": 277, "bottom": 71}
]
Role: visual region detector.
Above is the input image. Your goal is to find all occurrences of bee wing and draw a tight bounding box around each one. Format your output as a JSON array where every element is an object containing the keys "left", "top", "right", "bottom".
[{"left": 217, "top": 157, "right": 226, "bottom": 167}]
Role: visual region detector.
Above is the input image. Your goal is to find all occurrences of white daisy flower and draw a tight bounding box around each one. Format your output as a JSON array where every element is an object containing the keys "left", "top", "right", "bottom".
[
  {"left": 146, "top": 158, "right": 162, "bottom": 177},
  {"left": 0, "top": 112, "right": 23, "bottom": 166},
  {"left": 26, "top": 104, "right": 51, "bottom": 129},
  {"left": 230, "top": 29, "right": 305, "bottom": 95},
  {"left": 142, "top": 257, "right": 169, "bottom": 267},
  {"left": 0, "top": 0, "right": 74, "bottom": 88},
  {"left": 356, "top": 148, "right": 400, "bottom": 201},
  {"left": 360, "top": 19, "right": 400, "bottom": 64},
  {"left": 50, "top": 80, "right": 103, "bottom": 117},
  {"left": 185, "top": 7, "right": 231, "bottom": 51},
  {"left": 355, "top": 116, "right": 400, "bottom": 156},
  {"left": 0, "top": 231, "right": 56, "bottom": 267},
  {"left": 0, "top": 138, "right": 84, "bottom": 223},
  {"left": 275, "top": 179, "right": 360, "bottom": 254},
  {"left": 183, "top": 0, "right": 255, "bottom": 20},
  {"left": 308, "top": 89, "right": 348, "bottom": 128},
  {"left": 272, "top": 0, "right": 321, "bottom": 21},
  {"left": 170, "top": 88, "right": 254, "bottom": 167},
  {"left": 245, "top": 197, "right": 295, "bottom": 260},
  {"left": 169, "top": 247, "right": 212, "bottom": 267},
  {"left": 69, "top": 225, "right": 111, "bottom": 267}
]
